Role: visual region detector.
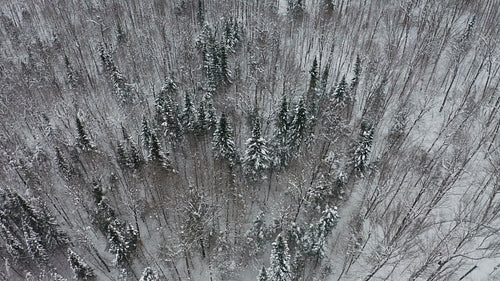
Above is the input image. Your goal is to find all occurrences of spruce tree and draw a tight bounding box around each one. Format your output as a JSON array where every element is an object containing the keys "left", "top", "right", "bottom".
[
  {"left": 194, "top": 101, "right": 208, "bottom": 135},
  {"left": 181, "top": 92, "right": 195, "bottom": 132},
  {"left": 197, "top": 0, "right": 205, "bottom": 26},
  {"left": 258, "top": 266, "right": 269, "bottom": 281},
  {"left": 269, "top": 235, "right": 291, "bottom": 281},
  {"left": 308, "top": 57, "right": 319, "bottom": 97},
  {"left": 351, "top": 55, "right": 362, "bottom": 90},
  {"left": 243, "top": 119, "right": 271, "bottom": 179},
  {"left": 320, "top": 65, "right": 330, "bottom": 95},
  {"left": 139, "top": 267, "right": 159, "bottom": 281},
  {"left": 141, "top": 117, "right": 151, "bottom": 150},
  {"left": 353, "top": 122, "right": 374, "bottom": 175},
  {"left": 107, "top": 219, "right": 137, "bottom": 267},
  {"left": 127, "top": 141, "right": 143, "bottom": 169},
  {"left": 148, "top": 133, "right": 164, "bottom": 163},
  {"left": 22, "top": 222, "right": 48, "bottom": 263},
  {"left": 334, "top": 75, "right": 349, "bottom": 107},
  {"left": 274, "top": 97, "right": 291, "bottom": 167},
  {"left": 55, "top": 147, "right": 69, "bottom": 176},
  {"left": 0, "top": 223, "right": 24, "bottom": 261},
  {"left": 76, "top": 117, "right": 92, "bottom": 150},
  {"left": 212, "top": 113, "right": 237, "bottom": 167},
  {"left": 289, "top": 97, "right": 308, "bottom": 151},
  {"left": 68, "top": 249, "right": 95, "bottom": 280},
  {"left": 116, "top": 142, "right": 128, "bottom": 167},
  {"left": 219, "top": 42, "right": 230, "bottom": 84}
]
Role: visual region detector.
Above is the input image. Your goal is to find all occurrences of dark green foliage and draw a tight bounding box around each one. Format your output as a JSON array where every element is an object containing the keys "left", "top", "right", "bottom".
[
  {"left": 156, "top": 80, "right": 182, "bottom": 143},
  {"left": 212, "top": 113, "right": 237, "bottom": 167},
  {"left": 289, "top": 97, "right": 308, "bottom": 151},
  {"left": 334, "top": 75, "right": 349, "bottom": 106},
  {"left": 258, "top": 266, "right": 269, "bottom": 281},
  {"left": 351, "top": 55, "right": 362, "bottom": 90},
  {"left": 141, "top": 117, "right": 151, "bottom": 150},
  {"left": 274, "top": 97, "right": 292, "bottom": 167},
  {"left": 181, "top": 92, "right": 195, "bottom": 131},
  {"left": 243, "top": 119, "right": 271, "bottom": 179},
  {"left": 219, "top": 43, "right": 230, "bottom": 84},
  {"left": 353, "top": 122, "right": 374, "bottom": 175},
  {"left": 269, "top": 235, "right": 292, "bottom": 281},
  {"left": 148, "top": 133, "right": 164, "bottom": 163},
  {"left": 55, "top": 147, "right": 69, "bottom": 176},
  {"left": 107, "top": 219, "right": 137, "bottom": 267},
  {"left": 68, "top": 249, "right": 95, "bottom": 280},
  {"left": 76, "top": 117, "right": 92, "bottom": 150},
  {"left": 308, "top": 57, "right": 319, "bottom": 97},
  {"left": 194, "top": 101, "right": 209, "bottom": 135},
  {"left": 320, "top": 65, "right": 330, "bottom": 95}
]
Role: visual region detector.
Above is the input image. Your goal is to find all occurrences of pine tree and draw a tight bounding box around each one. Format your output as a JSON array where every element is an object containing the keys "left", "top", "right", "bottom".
[
  {"left": 194, "top": 101, "right": 208, "bottom": 135},
  {"left": 181, "top": 92, "right": 195, "bottom": 132},
  {"left": 219, "top": 42, "right": 230, "bottom": 84},
  {"left": 197, "top": 0, "right": 205, "bottom": 26},
  {"left": 308, "top": 57, "right": 319, "bottom": 97},
  {"left": 269, "top": 235, "right": 291, "bottom": 281},
  {"left": 0, "top": 223, "right": 24, "bottom": 261},
  {"left": 274, "top": 97, "right": 291, "bottom": 167},
  {"left": 320, "top": 65, "right": 330, "bottom": 95},
  {"left": 353, "top": 122, "right": 374, "bottom": 175},
  {"left": 76, "top": 117, "right": 92, "bottom": 150},
  {"left": 68, "top": 249, "right": 95, "bottom": 280},
  {"left": 64, "top": 55, "right": 80, "bottom": 89},
  {"left": 139, "top": 267, "right": 159, "bottom": 281},
  {"left": 212, "top": 113, "right": 237, "bottom": 167},
  {"left": 107, "top": 219, "right": 137, "bottom": 267},
  {"left": 351, "top": 55, "right": 362, "bottom": 90},
  {"left": 243, "top": 119, "right": 271, "bottom": 179},
  {"left": 334, "top": 75, "right": 349, "bottom": 107},
  {"left": 22, "top": 222, "right": 48, "bottom": 263},
  {"left": 127, "top": 141, "right": 143, "bottom": 169},
  {"left": 55, "top": 147, "right": 69, "bottom": 176},
  {"left": 141, "top": 117, "right": 151, "bottom": 150},
  {"left": 148, "top": 133, "right": 164, "bottom": 163},
  {"left": 116, "top": 142, "right": 128, "bottom": 167},
  {"left": 289, "top": 97, "right": 308, "bottom": 150},
  {"left": 258, "top": 266, "right": 269, "bottom": 281},
  {"left": 155, "top": 79, "right": 182, "bottom": 143}
]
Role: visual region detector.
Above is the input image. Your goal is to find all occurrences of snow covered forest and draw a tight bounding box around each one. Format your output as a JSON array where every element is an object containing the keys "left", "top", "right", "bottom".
[{"left": 0, "top": 0, "right": 499, "bottom": 280}]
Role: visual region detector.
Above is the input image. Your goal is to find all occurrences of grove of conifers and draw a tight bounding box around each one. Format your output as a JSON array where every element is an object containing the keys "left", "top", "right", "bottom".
[{"left": 0, "top": 0, "right": 498, "bottom": 280}]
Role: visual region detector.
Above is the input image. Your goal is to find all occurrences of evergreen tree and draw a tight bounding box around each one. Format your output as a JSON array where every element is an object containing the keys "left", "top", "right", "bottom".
[
  {"left": 320, "top": 65, "right": 330, "bottom": 95},
  {"left": 64, "top": 55, "right": 80, "bottom": 89},
  {"left": 219, "top": 42, "right": 230, "bottom": 84},
  {"left": 353, "top": 122, "right": 374, "bottom": 175},
  {"left": 333, "top": 75, "right": 349, "bottom": 107},
  {"left": 181, "top": 92, "right": 195, "bottom": 131},
  {"left": 116, "top": 142, "right": 128, "bottom": 167},
  {"left": 155, "top": 79, "right": 182, "bottom": 143},
  {"left": 308, "top": 57, "right": 319, "bottom": 97},
  {"left": 139, "top": 267, "right": 159, "bottom": 281},
  {"left": 269, "top": 235, "right": 291, "bottom": 281},
  {"left": 141, "top": 117, "right": 151, "bottom": 150},
  {"left": 197, "top": 0, "right": 205, "bottom": 26},
  {"left": 148, "top": 133, "right": 164, "bottom": 163},
  {"left": 22, "top": 222, "right": 48, "bottom": 263},
  {"left": 351, "top": 55, "right": 362, "bottom": 90},
  {"left": 0, "top": 223, "right": 24, "bottom": 261},
  {"left": 68, "top": 249, "right": 95, "bottom": 280},
  {"left": 55, "top": 147, "right": 69, "bottom": 176},
  {"left": 258, "top": 266, "right": 269, "bottom": 281},
  {"left": 194, "top": 101, "right": 208, "bottom": 135},
  {"left": 243, "top": 119, "right": 271, "bottom": 179},
  {"left": 289, "top": 97, "right": 308, "bottom": 150},
  {"left": 274, "top": 97, "right": 291, "bottom": 167},
  {"left": 212, "top": 113, "right": 237, "bottom": 167},
  {"left": 127, "top": 141, "right": 143, "bottom": 169},
  {"left": 76, "top": 117, "right": 92, "bottom": 150},
  {"left": 246, "top": 212, "right": 266, "bottom": 252},
  {"left": 107, "top": 219, "right": 137, "bottom": 267}
]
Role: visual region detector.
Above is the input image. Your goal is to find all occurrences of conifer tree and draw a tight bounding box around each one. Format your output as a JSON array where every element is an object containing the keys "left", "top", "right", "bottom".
[
  {"left": 243, "top": 119, "right": 271, "bottom": 179},
  {"left": 320, "top": 65, "right": 330, "bottom": 96},
  {"left": 219, "top": 43, "right": 230, "bottom": 84},
  {"left": 127, "top": 141, "right": 143, "bottom": 169},
  {"left": 55, "top": 147, "right": 69, "bottom": 176},
  {"left": 274, "top": 97, "right": 291, "bottom": 167},
  {"left": 181, "top": 92, "right": 195, "bottom": 132},
  {"left": 139, "top": 267, "right": 159, "bottom": 281},
  {"left": 258, "top": 266, "right": 269, "bottom": 281},
  {"left": 68, "top": 249, "right": 95, "bottom": 280},
  {"left": 76, "top": 117, "right": 92, "bottom": 150},
  {"left": 141, "top": 117, "right": 151, "bottom": 150},
  {"left": 107, "top": 219, "right": 137, "bottom": 267},
  {"left": 308, "top": 57, "right": 319, "bottom": 97},
  {"left": 116, "top": 142, "right": 128, "bottom": 167},
  {"left": 0, "top": 223, "right": 24, "bottom": 261},
  {"left": 351, "top": 55, "right": 362, "bottom": 90},
  {"left": 194, "top": 101, "right": 208, "bottom": 135},
  {"left": 22, "top": 222, "right": 48, "bottom": 263},
  {"left": 197, "top": 0, "right": 205, "bottom": 26},
  {"left": 334, "top": 75, "right": 349, "bottom": 107},
  {"left": 148, "top": 133, "right": 164, "bottom": 163},
  {"left": 353, "top": 122, "right": 374, "bottom": 175},
  {"left": 269, "top": 235, "right": 291, "bottom": 281},
  {"left": 212, "top": 113, "right": 237, "bottom": 167},
  {"left": 289, "top": 97, "right": 308, "bottom": 151}
]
